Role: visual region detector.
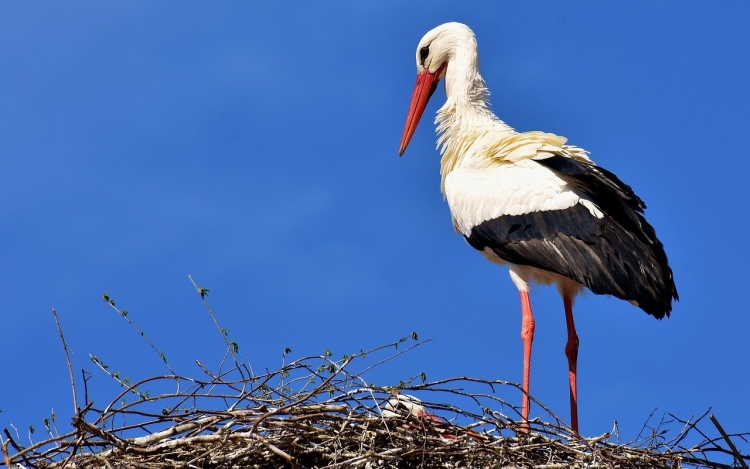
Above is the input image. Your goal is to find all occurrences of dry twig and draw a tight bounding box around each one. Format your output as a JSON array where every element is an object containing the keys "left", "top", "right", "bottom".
[{"left": 51, "top": 308, "right": 78, "bottom": 413}]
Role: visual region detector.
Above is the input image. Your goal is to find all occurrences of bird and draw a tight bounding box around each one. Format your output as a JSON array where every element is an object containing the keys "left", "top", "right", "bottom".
[
  {"left": 398, "top": 22, "right": 678, "bottom": 434},
  {"left": 382, "top": 393, "right": 441, "bottom": 421},
  {"left": 382, "top": 392, "right": 457, "bottom": 440}
]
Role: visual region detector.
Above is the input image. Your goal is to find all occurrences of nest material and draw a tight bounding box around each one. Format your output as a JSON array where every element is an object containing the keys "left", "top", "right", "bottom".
[{"left": 3, "top": 340, "right": 748, "bottom": 469}]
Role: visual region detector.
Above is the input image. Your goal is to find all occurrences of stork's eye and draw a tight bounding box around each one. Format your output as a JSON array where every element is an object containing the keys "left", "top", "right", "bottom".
[{"left": 419, "top": 45, "right": 430, "bottom": 64}]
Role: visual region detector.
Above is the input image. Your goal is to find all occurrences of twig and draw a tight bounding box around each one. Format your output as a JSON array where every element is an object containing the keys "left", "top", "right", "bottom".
[
  {"left": 710, "top": 414, "right": 748, "bottom": 469},
  {"left": 3, "top": 428, "right": 21, "bottom": 453},
  {"left": 249, "top": 356, "right": 354, "bottom": 435},
  {"left": 188, "top": 275, "right": 247, "bottom": 378},
  {"left": 250, "top": 433, "right": 298, "bottom": 469},
  {"left": 2, "top": 440, "right": 12, "bottom": 469},
  {"left": 353, "top": 335, "right": 430, "bottom": 377},
  {"left": 91, "top": 454, "right": 114, "bottom": 469},
  {"left": 51, "top": 308, "right": 78, "bottom": 413},
  {"left": 88, "top": 353, "right": 150, "bottom": 400},
  {"left": 102, "top": 292, "right": 178, "bottom": 377},
  {"left": 81, "top": 369, "right": 92, "bottom": 407}
]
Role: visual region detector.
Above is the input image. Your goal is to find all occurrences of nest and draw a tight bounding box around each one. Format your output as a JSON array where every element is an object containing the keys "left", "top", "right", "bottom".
[
  {"left": 4, "top": 296, "right": 749, "bottom": 469},
  {"left": 3, "top": 335, "right": 748, "bottom": 469}
]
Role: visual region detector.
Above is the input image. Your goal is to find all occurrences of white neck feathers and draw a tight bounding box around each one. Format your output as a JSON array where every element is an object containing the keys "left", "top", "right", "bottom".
[{"left": 433, "top": 31, "right": 514, "bottom": 192}]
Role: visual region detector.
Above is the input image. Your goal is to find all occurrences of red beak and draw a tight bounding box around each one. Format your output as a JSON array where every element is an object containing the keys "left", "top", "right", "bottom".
[{"left": 398, "top": 64, "right": 445, "bottom": 156}]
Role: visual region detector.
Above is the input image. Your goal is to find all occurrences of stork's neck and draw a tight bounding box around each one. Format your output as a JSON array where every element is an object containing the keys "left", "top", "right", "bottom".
[
  {"left": 443, "top": 46, "right": 490, "bottom": 110},
  {"left": 437, "top": 65, "right": 504, "bottom": 140},
  {"left": 435, "top": 47, "right": 515, "bottom": 188},
  {"left": 435, "top": 45, "right": 514, "bottom": 192}
]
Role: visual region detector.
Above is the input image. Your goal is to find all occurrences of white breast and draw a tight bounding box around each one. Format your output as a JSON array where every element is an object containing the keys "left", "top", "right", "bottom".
[{"left": 444, "top": 158, "right": 603, "bottom": 236}]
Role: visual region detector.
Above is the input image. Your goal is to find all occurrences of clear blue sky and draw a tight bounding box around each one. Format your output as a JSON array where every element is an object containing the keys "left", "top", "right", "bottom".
[{"left": 2, "top": 1, "right": 749, "bottom": 444}]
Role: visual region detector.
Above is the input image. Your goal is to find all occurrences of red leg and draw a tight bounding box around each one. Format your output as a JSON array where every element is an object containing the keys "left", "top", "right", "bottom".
[
  {"left": 563, "top": 293, "right": 579, "bottom": 433},
  {"left": 519, "top": 290, "right": 535, "bottom": 432}
]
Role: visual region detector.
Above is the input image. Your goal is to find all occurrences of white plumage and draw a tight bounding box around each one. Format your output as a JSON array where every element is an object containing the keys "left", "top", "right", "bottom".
[
  {"left": 381, "top": 393, "right": 429, "bottom": 419},
  {"left": 445, "top": 160, "right": 604, "bottom": 237}
]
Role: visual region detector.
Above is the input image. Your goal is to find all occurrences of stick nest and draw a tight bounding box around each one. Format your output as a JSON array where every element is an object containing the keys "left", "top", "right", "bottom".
[{"left": 3, "top": 338, "right": 748, "bottom": 469}]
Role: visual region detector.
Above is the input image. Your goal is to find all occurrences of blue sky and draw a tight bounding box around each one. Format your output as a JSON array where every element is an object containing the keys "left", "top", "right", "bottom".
[{"left": 2, "top": 1, "right": 749, "bottom": 446}]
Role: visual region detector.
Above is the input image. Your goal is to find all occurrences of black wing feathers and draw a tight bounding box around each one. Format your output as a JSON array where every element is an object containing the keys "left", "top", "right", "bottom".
[
  {"left": 535, "top": 156, "right": 652, "bottom": 242},
  {"left": 467, "top": 155, "right": 678, "bottom": 318}
]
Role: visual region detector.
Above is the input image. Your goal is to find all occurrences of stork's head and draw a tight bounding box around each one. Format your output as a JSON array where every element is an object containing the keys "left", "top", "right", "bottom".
[
  {"left": 382, "top": 393, "right": 426, "bottom": 419},
  {"left": 399, "top": 22, "right": 477, "bottom": 156},
  {"left": 381, "top": 393, "right": 443, "bottom": 423}
]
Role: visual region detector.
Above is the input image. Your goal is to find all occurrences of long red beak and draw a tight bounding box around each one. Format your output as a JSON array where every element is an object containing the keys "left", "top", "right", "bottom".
[{"left": 398, "top": 65, "right": 445, "bottom": 156}]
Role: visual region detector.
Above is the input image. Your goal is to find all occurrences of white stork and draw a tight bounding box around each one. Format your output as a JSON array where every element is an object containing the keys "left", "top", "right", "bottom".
[
  {"left": 382, "top": 393, "right": 439, "bottom": 421},
  {"left": 398, "top": 22, "right": 678, "bottom": 434},
  {"left": 382, "top": 393, "right": 457, "bottom": 440}
]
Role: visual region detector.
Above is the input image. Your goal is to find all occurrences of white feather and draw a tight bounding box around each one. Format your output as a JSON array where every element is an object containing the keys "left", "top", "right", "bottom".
[{"left": 445, "top": 159, "right": 602, "bottom": 236}]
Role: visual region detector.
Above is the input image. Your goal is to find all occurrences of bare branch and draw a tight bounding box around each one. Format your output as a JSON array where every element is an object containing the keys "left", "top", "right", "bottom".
[
  {"left": 711, "top": 414, "right": 749, "bottom": 469},
  {"left": 51, "top": 308, "right": 78, "bottom": 413},
  {"left": 188, "top": 274, "right": 248, "bottom": 379}
]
